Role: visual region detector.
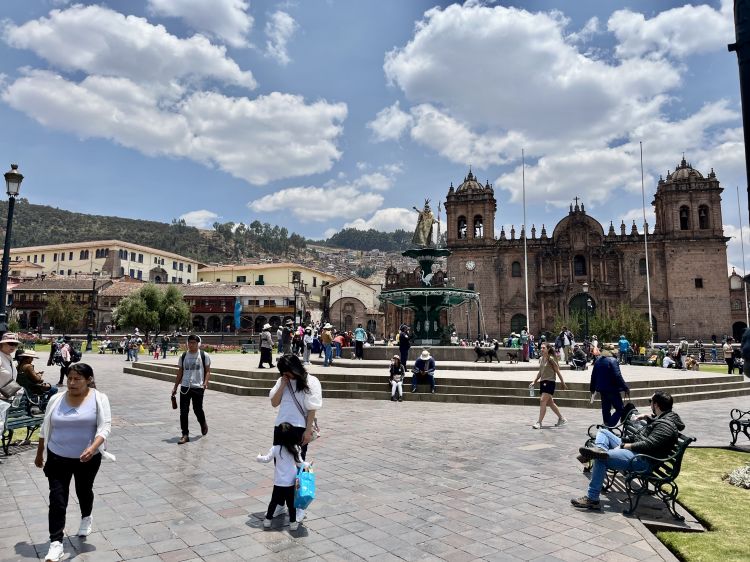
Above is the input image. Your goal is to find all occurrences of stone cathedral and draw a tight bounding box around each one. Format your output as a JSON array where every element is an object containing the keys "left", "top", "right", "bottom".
[{"left": 444, "top": 158, "right": 749, "bottom": 342}]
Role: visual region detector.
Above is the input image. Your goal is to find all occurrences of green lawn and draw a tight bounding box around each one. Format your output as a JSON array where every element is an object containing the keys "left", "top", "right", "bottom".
[
  {"left": 699, "top": 364, "right": 739, "bottom": 374},
  {"left": 657, "top": 448, "right": 750, "bottom": 562}
]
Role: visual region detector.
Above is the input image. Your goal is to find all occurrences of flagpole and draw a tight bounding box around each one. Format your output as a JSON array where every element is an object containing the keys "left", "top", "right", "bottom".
[
  {"left": 640, "top": 142, "right": 654, "bottom": 347},
  {"left": 522, "top": 149, "right": 530, "bottom": 340},
  {"left": 737, "top": 186, "right": 750, "bottom": 326}
]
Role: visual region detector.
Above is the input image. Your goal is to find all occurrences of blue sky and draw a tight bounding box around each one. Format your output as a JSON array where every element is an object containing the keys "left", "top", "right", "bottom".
[{"left": 1, "top": 0, "right": 748, "bottom": 270}]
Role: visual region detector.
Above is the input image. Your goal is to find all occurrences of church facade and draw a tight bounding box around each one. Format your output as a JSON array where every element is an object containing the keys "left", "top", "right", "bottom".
[{"left": 444, "top": 159, "right": 745, "bottom": 342}]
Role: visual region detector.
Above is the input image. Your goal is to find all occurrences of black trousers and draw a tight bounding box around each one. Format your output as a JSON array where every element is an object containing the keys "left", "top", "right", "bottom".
[
  {"left": 179, "top": 387, "right": 206, "bottom": 436},
  {"left": 259, "top": 347, "right": 274, "bottom": 367},
  {"left": 355, "top": 341, "right": 364, "bottom": 359},
  {"left": 273, "top": 425, "right": 308, "bottom": 460},
  {"left": 44, "top": 449, "right": 102, "bottom": 542},
  {"left": 726, "top": 358, "right": 734, "bottom": 374},
  {"left": 265, "top": 485, "right": 296, "bottom": 521},
  {"left": 57, "top": 361, "right": 71, "bottom": 385}
]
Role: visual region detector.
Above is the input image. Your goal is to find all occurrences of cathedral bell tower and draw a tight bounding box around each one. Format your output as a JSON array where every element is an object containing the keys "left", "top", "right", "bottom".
[
  {"left": 445, "top": 170, "right": 497, "bottom": 246},
  {"left": 652, "top": 156, "right": 723, "bottom": 238}
]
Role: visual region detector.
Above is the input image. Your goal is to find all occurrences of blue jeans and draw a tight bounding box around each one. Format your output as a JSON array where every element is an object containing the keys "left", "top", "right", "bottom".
[
  {"left": 334, "top": 342, "right": 342, "bottom": 358},
  {"left": 412, "top": 371, "right": 435, "bottom": 391},
  {"left": 588, "top": 429, "right": 649, "bottom": 501},
  {"left": 323, "top": 344, "right": 332, "bottom": 366}
]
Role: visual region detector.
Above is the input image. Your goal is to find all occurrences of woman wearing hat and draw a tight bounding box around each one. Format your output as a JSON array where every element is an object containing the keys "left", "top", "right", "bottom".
[
  {"left": 259, "top": 323, "right": 275, "bottom": 369},
  {"left": 0, "top": 332, "right": 21, "bottom": 402},
  {"left": 16, "top": 349, "right": 58, "bottom": 405},
  {"left": 321, "top": 323, "right": 334, "bottom": 367},
  {"left": 411, "top": 349, "right": 436, "bottom": 393}
]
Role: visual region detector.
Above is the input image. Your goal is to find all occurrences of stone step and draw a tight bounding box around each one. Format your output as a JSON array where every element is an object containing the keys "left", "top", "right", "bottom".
[
  {"left": 125, "top": 365, "right": 750, "bottom": 408},
  {"left": 130, "top": 362, "right": 749, "bottom": 390}
]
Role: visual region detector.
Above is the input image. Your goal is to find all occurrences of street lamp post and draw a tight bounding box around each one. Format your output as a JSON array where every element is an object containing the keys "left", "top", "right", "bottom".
[
  {"left": 41, "top": 292, "right": 47, "bottom": 334},
  {"left": 86, "top": 271, "right": 98, "bottom": 351},
  {"left": 339, "top": 287, "right": 343, "bottom": 330},
  {"left": 0, "top": 164, "right": 23, "bottom": 335},
  {"left": 582, "top": 282, "right": 590, "bottom": 345}
]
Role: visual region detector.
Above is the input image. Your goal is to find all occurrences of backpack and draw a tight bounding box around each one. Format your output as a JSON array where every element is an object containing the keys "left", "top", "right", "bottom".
[{"left": 70, "top": 347, "right": 82, "bottom": 363}]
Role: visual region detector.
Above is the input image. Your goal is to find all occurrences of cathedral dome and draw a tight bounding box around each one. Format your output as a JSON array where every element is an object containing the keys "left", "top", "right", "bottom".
[
  {"left": 456, "top": 170, "right": 489, "bottom": 192},
  {"left": 669, "top": 156, "right": 704, "bottom": 181}
]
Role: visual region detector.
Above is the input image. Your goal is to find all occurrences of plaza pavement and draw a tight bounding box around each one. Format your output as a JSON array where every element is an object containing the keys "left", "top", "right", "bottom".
[{"left": 1, "top": 353, "right": 747, "bottom": 562}]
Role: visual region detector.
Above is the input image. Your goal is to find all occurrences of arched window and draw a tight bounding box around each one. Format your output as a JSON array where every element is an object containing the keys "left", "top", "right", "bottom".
[
  {"left": 457, "top": 216, "right": 467, "bottom": 239},
  {"left": 510, "top": 314, "right": 526, "bottom": 334},
  {"left": 511, "top": 261, "right": 521, "bottom": 277},
  {"left": 698, "top": 205, "right": 709, "bottom": 229},
  {"left": 639, "top": 258, "right": 647, "bottom": 276},
  {"left": 573, "top": 255, "right": 586, "bottom": 276},
  {"left": 679, "top": 206, "right": 690, "bottom": 230},
  {"left": 732, "top": 299, "right": 742, "bottom": 311},
  {"left": 473, "top": 215, "right": 484, "bottom": 238}
]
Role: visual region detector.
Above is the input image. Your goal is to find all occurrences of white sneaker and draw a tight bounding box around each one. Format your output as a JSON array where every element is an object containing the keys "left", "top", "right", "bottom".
[
  {"left": 263, "top": 518, "right": 272, "bottom": 529},
  {"left": 289, "top": 521, "right": 299, "bottom": 531},
  {"left": 532, "top": 422, "right": 541, "bottom": 429},
  {"left": 555, "top": 418, "right": 568, "bottom": 427},
  {"left": 273, "top": 505, "right": 287, "bottom": 517},
  {"left": 44, "top": 541, "right": 64, "bottom": 562},
  {"left": 296, "top": 508, "right": 305, "bottom": 522},
  {"left": 77, "top": 515, "right": 93, "bottom": 536}
]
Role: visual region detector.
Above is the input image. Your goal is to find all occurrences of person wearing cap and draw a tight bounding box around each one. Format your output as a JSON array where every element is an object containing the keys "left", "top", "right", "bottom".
[
  {"left": 0, "top": 332, "right": 21, "bottom": 402},
  {"left": 259, "top": 323, "right": 275, "bottom": 369},
  {"left": 398, "top": 325, "right": 411, "bottom": 368},
  {"left": 321, "top": 323, "right": 334, "bottom": 367},
  {"left": 411, "top": 349, "right": 436, "bottom": 393},
  {"left": 171, "top": 335, "right": 211, "bottom": 445},
  {"left": 16, "top": 349, "right": 58, "bottom": 405}
]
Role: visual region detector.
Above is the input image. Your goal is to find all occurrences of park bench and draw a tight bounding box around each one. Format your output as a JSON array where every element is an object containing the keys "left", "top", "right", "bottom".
[
  {"left": 629, "top": 354, "right": 650, "bottom": 366},
  {"left": 582, "top": 412, "right": 696, "bottom": 520},
  {"left": 729, "top": 408, "right": 750, "bottom": 447},
  {"left": 2, "top": 392, "right": 44, "bottom": 455},
  {"left": 241, "top": 343, "right": 259, "bottom": 353}
]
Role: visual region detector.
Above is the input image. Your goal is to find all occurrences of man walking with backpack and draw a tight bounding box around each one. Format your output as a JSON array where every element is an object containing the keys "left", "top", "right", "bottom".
[
  {"left": 590, "top": 349, "right": 630, "bottom": 427},
  {"left": 171, "top": 335, "right": 211, "bottom": 445}
]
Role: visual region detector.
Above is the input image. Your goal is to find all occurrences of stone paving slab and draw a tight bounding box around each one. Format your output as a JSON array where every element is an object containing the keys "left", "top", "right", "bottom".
[{"left": 1, "top": 353, "right": 747, "bottom": 561}]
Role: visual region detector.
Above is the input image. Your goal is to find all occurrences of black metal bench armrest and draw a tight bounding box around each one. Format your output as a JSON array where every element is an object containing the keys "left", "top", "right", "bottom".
[{"left": 730, "top": 408, "right": 750, "bottom": 421}]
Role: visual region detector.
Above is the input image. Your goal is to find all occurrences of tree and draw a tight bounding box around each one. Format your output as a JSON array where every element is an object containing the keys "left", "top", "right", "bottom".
[
  {"left": 356, "top": 265, "right": 376, "bottom": 279},
  {"left": 113, "top": 284, "right": 190, "bottom": 338},
  {"left": 46, "top": 294, "right": 87, "bottom": 334}
]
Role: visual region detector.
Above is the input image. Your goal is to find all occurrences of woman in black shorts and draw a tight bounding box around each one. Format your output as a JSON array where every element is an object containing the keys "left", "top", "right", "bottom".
[{"left": 529, "top": 343, "right": 568, "bottom": 429}]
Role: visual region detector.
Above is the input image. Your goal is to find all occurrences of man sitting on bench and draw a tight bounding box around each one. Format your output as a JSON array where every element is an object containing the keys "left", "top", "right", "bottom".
[
  {"left": 571, "top": 391, "right": 684, "bottom": 511},
  {"left": 571, "top": 345, "right": 587, "bottom": 370},
  {"left": 411, "top": 349, "right": 436, "bottom": 394}
]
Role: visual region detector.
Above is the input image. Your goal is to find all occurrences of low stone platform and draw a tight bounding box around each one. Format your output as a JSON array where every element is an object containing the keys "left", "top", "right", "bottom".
[{"left": 126, "top": 355, "right": 750, "bottom": 408}]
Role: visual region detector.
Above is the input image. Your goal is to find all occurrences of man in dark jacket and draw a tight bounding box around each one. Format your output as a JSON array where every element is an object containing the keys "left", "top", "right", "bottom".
[
  {"left": 571, "top": 391, "right": 684, "bottom": 510},
  {"left": 398, "top": 324, "right": 411, "bottom": 368},
  {"left": 741, "top": 327, "right": 750, "bottom": 378},
  {"left": 590, "top": 351, "right": 630, "bottom": 426}
]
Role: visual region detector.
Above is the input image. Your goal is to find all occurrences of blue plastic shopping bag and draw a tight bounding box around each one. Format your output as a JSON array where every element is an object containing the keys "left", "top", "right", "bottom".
[{"left": 294, "top": 465, "right": 316, "bottom": 509}]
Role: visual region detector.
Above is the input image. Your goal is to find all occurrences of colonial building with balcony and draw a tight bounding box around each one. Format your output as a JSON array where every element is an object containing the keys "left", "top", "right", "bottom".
[
  {"left": 8, "top": 240, "right": 200, "bottom": 284},
  {"left": 324, "top": 277, "right": 382, "bottom": 334}
]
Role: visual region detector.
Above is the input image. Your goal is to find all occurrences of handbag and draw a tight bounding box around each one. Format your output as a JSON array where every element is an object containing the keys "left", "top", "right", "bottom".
[
  {"left": 287, "top": 386, "right": 320, "bottom": 441},
  {"left": 0, "top": 377, "right": 21, "bottom": 400},
  {"left": 294, "top": 465, "right": 316, "bottom": 509}
]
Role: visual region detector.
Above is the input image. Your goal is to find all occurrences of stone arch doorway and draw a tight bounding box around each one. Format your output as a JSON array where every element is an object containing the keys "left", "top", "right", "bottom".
[
  {"left": 30, "top": 310, "right": 41, "bottom": 329},
  {"left": 192, "top": 316, "right": 205, "bottom": 332},
  {"left": 510, "top": 314, "right": 526, "bottom": 335},
  {"left": 207, "top": 316, "right": 221, "bottom": 332},
  {"left": 240, "top": 316, "right": 252, "bottom": 331},
  {"left": 269, "top": 316, "right": 281, "bottom": 329},
  {"left": 733, "top": 321, "right": 747, "bottom": 342},
  {"left": 255, "top": 316, "right": 267, "bottom": 332},
  {"left": 569, "top": 293, "right": 596, "bottom": 316}
]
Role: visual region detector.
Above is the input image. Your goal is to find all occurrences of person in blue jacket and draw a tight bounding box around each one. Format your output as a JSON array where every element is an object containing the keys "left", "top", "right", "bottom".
[
  {"left": 590, "top": 350, "right": 630, "bottom": 426},
  {"left": 617, "top": 335, "right": 631, "bottom": 365}
]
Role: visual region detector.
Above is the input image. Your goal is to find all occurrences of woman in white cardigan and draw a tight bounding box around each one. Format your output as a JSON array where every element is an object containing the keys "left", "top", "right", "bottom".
[{"left": 34, "top": 363, "right": 114, "bottom": 562}]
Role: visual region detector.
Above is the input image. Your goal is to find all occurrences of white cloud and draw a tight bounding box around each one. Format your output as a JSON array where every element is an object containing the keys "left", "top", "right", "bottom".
[
  {"left": 248, "top": 184, "right": 384, "bottom": 222},
  {"left": 148, "top": 0, "right": 253, "bottom": 48},
  {"left": 724, "top": 223, "right": 750, "bottom": 275},
  {"left": 567, "top": 16, "right": 600, "bottom": 43},
  {"left": 409, "top": 104, "right": 522, "bottom": 167},
  {"left": 368, "top": 101, "right": 413, "bottom": 142},
  {"left": 264, "top": 10, "right": 297, "bottom": 65},
  {"left": 3, "top": 4, "right": 256, "bottom": 89},
  {"left": 343, "top": 208, "right": 416, "bottom": 232},
  {"left": 180, "top": 209, "right": 220, "bottom": 228},
  {"left": 608, "top": 1, "right": 733, "bottom": 59},
  {"left": 383, "top": 3, "right": 679, "bottom": 145},
  {"left": 2, "top": 70, "right": 347, "bottom": 185}
]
